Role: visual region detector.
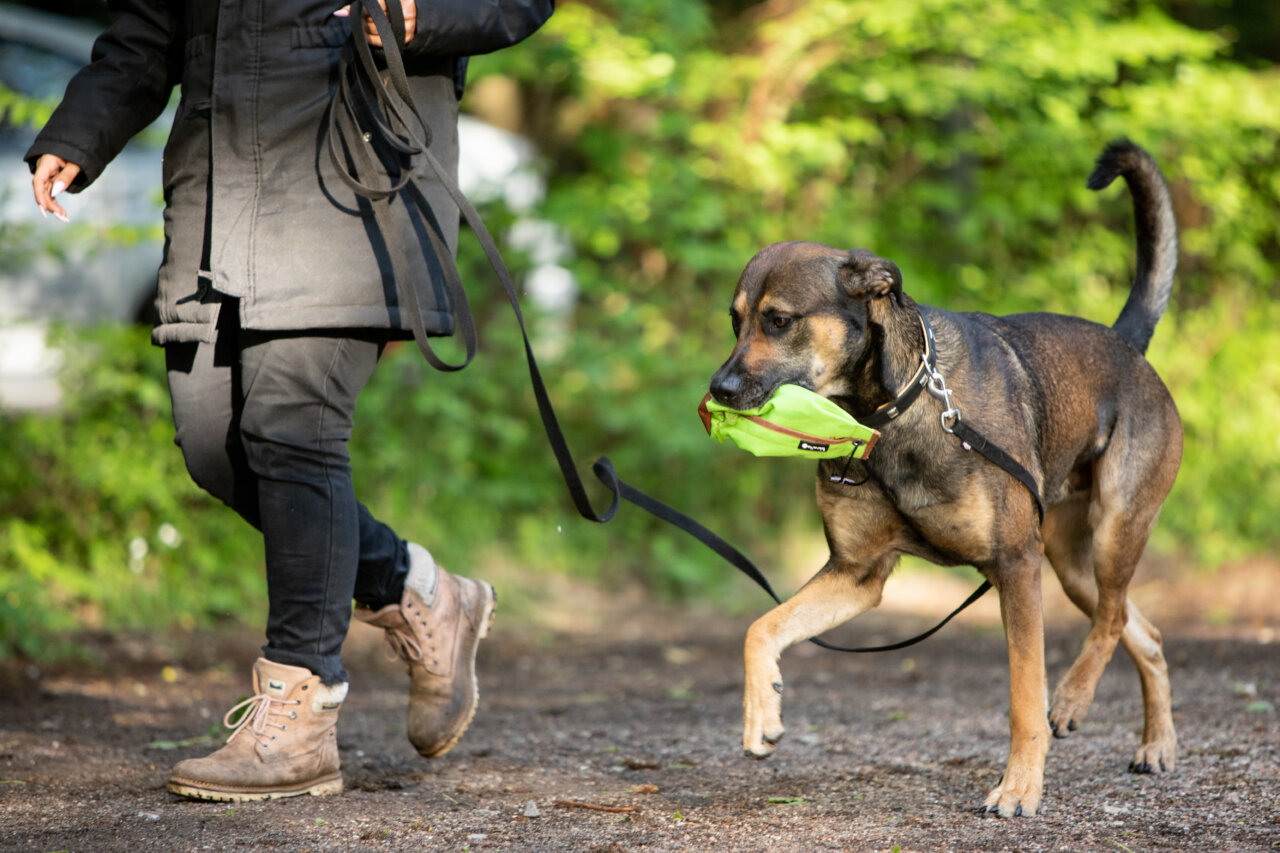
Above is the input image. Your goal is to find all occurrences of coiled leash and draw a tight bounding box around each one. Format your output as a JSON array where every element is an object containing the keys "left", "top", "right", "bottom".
[{"left": 325, "top": 1, "right": 1044, "bottom": 653}]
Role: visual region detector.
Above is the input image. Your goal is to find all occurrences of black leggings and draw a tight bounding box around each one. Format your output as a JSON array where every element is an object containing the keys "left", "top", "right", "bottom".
[{"left": 165, "top": 317, "right": 409, "bottom": 684}]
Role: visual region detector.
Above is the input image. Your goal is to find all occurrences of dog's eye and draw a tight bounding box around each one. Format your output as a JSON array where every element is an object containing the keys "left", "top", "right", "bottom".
[
  {"left": 772, "top": 315, "right": 792, "bottom": 330},
  {"left": 730, "top": 313, "right": 742, "bottom": 337}
]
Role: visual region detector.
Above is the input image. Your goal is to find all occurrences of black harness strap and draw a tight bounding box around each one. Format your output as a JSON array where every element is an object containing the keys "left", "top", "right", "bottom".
[
  {"left": 325, "top": 2, "right": 1000, "bottom": 653},
  {"left": 952, "top": 420, "right": 1047, "bottom": 523},
  {"left": 915, "top": 314, "right": 1047, "bottom": 524}
]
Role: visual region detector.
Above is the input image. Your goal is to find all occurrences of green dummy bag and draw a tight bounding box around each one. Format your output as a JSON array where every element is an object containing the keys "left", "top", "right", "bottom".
[{"left": 698, "top": 384, "right": 881, "bottom": 460}]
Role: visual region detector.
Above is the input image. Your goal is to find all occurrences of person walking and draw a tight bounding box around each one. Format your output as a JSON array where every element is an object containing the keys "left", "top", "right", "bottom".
[{"left": 27, "top": 0, "right": 553, "bottom": 802}]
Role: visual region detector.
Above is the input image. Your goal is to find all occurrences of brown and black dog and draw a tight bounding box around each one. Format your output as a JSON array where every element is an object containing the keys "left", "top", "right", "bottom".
[{"left": 708, "top": 140, "right": 1181, "bottom": 818}]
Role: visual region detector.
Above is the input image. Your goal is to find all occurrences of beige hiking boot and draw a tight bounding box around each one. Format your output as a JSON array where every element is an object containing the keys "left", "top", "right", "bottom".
[
  {"left": 354, "top": 543, "right": 495, "bottom": 758},
  {"left": 167, "top": 658, "right": 346, "bottom": 802}
]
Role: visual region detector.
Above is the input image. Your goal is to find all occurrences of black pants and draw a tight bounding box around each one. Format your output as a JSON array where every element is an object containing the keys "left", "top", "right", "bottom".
[{"left": 165, "top": 317, "right": 410, "bottom": 685}]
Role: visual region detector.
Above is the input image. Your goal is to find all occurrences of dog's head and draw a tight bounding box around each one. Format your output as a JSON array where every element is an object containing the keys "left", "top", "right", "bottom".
[{"left": 708, "top": 242, "right": 903, "bottom": 410}]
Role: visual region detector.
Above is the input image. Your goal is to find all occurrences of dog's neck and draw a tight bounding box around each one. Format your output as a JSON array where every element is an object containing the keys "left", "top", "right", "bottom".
[{"left": 837, "top": 293, "right": 926, "bottom": 418}]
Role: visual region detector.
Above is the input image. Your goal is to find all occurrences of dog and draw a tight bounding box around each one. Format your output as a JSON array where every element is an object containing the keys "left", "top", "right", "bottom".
[{"left": 708, "top": 140, "right": 1181, "bottom": 818}]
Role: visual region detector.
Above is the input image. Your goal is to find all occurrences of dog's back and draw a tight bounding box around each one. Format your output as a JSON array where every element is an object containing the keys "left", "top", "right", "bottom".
[{"left": 990, "top": 310, "right": 1180, "bottom": 506}]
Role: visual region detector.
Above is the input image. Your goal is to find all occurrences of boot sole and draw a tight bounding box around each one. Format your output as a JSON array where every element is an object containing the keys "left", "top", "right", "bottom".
[
  {"left": 167, "top": 773, "right": 343, "bottom": 803},
  {"left": 416, "top": 581, "right": 496, "bottom": 760}
]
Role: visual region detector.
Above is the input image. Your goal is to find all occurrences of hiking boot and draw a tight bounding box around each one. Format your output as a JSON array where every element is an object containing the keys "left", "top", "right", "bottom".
[
  {"left": 167, "top": 658, "right": 346, "bottom": 802},
  {"left": 354, "top": 543, "right": 495, "bottom": 758}
]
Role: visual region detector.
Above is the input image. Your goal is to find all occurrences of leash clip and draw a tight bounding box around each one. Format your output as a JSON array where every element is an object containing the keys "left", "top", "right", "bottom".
[{"left": 922, "top": 353, "right": 961, "bottom": 433}]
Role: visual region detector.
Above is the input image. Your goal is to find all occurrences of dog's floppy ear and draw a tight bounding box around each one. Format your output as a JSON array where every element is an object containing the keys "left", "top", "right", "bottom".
[{"left": 839, "top": 249, "right": 902, "bottom": 300}]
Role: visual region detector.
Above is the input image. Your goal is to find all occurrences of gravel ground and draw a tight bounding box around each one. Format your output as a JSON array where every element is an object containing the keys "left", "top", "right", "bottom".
[{"left": 0, "top": 569, "right": 1276, "bottom": 852}]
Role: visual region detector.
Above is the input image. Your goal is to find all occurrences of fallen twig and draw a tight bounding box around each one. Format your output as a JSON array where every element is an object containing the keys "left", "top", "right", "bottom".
[{"left": 554, "top": 800, "right": 636, "bottom": 813}]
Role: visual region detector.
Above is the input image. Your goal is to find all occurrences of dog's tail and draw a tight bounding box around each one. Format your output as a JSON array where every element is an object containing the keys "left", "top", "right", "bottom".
[{"left": 1087, "top": 138, "right": 1178, "bottom": 355}]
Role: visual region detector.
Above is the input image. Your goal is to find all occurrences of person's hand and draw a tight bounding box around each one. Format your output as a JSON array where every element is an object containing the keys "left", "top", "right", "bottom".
[
  {"left": 333, "top": 1, "right": 417, "bottom": 46},
  {"left": 32, "top": 153, "right": 81, "bottom": 224}
]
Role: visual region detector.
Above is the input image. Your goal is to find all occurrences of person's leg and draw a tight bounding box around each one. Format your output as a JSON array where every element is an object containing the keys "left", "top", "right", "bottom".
[
  {"left": 353, "top": 504, "right": 410, "bottom": 608},
  {"left": 165, "top": 327, "right": 363, "bottom": 801},
  {"left": 237, "top": 332, "right": 494, "bottom": 760},
  {"left": 235, "top": 330, "right": 385, "bottom": 686},
  {"left": 168, "top": 321, "right": 491, "bottom": 789},
  {"left": 167, "top": 325, "right": 409, "bottom": 614},
  {"left": 166, "top": 329, "right": 260, "bottom": 528}
]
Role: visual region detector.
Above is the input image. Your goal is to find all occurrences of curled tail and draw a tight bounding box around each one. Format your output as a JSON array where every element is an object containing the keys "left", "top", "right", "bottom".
[{"left": 1088, "top": 139, "right": 1178, "bottom": 355}]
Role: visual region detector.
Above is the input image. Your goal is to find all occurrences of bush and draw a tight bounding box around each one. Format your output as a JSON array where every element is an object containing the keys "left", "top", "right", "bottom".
[
  {"left": 0, "top": 326, "right": 262, "bottom": 659},
  {"left": 4, "top": 0, "right": 1277, "bottom": 659}
]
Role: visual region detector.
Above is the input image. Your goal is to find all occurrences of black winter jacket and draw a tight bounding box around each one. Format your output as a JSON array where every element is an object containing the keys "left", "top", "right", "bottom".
[{"left": 26, "top": 0, "right": 553, "bottom": 343}]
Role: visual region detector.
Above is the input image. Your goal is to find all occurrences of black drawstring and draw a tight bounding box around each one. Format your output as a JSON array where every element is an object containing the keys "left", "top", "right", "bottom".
[{"left": 830, "top": 453, "right": 870, "bottom": 487}]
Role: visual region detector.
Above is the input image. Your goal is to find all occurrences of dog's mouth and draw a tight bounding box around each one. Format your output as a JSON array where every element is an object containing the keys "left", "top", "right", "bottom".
[
  {"left": 709, "top": 376, "right": 815, "bottom": 411},
  {"left": 708, "top": 384, "right": 764, "bottom": 412}
]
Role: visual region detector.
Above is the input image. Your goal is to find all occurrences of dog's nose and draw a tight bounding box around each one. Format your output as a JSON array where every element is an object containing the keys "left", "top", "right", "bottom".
[{"left": 709, "top": 368, "right": 743, "bottom": 404}]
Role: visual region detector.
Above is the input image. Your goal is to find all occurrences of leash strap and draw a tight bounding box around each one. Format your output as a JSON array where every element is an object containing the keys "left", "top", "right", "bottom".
[
  {"left": 325, "top": 3, "right": 988, "bottom": 653},
  {"left": 605, "top": 459, "right": 993, "bottom": 653},
  {"left": 913, "top": 316, "right": 1047, "bottom": 524}
]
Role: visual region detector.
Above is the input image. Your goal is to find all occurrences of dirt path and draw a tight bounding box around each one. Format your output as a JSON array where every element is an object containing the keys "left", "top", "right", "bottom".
[{"left": 1, "top": 571, "right": 1276, "bottom": 852}]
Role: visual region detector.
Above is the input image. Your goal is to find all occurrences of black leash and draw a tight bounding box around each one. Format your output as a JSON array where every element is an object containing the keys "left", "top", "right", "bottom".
[
  {"left": 324, "top": 2, "right": 1038, "bottom": 653},
  {"left": 609, "top": 466, "right": 992, "bottom": 653}
]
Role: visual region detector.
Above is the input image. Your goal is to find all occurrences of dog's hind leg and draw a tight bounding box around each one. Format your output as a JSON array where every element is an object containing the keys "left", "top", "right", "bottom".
[
  {"left": 1043, "top": 494, "right": 1177, "bottom": 773},
  {"left": 1119, "top": 599, "right": 1176, "bottom": 772},
  {"left": 1043, "top": 492, "right": 1109, "bottom": 737},
  {"left": 1043, "top": 392, "right": 1180, "bottom": 770},
  {"left": 741, "top": 558, "right": 892, "bottom": 760}
]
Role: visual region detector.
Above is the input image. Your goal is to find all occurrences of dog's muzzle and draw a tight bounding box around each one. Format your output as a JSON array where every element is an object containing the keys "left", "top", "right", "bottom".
[{"left": 699, "top": 384, "right": 880, "bottom": 460}]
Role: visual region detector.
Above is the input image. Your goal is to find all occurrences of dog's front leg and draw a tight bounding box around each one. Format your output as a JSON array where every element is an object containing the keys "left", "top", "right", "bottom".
[
  {"left": 742, "top": 563, "right": 889, "bottom": 759},
  {"left": 983, "top": 552, "right": 1052, "bottom": 817}
]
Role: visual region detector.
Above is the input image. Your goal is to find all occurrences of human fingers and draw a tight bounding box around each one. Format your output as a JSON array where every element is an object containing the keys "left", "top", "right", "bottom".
[
  {"left": 48, "top": 162, "right": 81, "bottom": 223},
  {"left": 333, "top": 1, "right": 414, "bottom": 46},
  {"left": 32, "top": 154, "right": 79, "bottom": 223},
  {"left": 358, "top": 1, "right": 417, "bottom": 46},
  {"left": 32, "top": 153, "right": 64, "bottom": 213},
  {"left": 398, "top": 1, "right": 417, "bottom": 42},
  {"left": 333, "top": 2, "right": 384, "bottom": 47}
]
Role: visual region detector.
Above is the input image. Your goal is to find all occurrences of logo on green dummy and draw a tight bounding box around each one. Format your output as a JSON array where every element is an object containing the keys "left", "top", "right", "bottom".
[{"left": 699, "top": 384, "right": 881, "bottom": 460}]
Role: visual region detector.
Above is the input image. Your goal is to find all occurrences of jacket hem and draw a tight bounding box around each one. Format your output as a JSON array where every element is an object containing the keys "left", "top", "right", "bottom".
[{"left": 150, "top": 305, "right": 455, "bottom": 346}]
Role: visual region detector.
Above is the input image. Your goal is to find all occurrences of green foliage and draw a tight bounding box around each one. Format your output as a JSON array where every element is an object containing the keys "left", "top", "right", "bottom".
[
  {"left": 489, "top": 0, "right": 1279, "bottom": 312},
  {"left": 1146, "top": 289, "right": 1280, "bottom": 565},
  {"left": 0, "top": 327, "right": 262, "bottom": 659},
  {"left": 468, "top": 0, "right": 1280, "bottom": 562},
  {"left": 0, "top": 81, "right": 58, "bottom": 131},
  {"left": 2, "top": 0, "right": 1278, "bottom": 658}
]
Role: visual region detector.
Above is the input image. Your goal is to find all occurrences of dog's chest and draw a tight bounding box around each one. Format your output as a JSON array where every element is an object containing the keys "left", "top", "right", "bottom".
[{"left": 816, "top": 461, "right": 999, "bottom": 566}]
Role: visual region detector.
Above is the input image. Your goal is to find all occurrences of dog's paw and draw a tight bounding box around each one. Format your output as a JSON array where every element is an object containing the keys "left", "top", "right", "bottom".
[
  {"left": 1048, "top": 688, "right": 1091, "bottom": 739},
  {"left": 978, "top": 762, "right": 1044, "bottom": 818},
  {"left": 742, "top": 678, "right": 785, "bottom": 759},
  {"left": 1129, "top": 735, "right": 1176, "bottom": 774},
  {"left": 741, "top": 707, "right": 785, "bottom": 759}
]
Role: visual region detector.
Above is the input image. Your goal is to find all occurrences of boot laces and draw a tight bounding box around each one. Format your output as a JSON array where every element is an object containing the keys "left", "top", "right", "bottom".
[
  {"left": 223, "top": 692, "right": 301, "bottom": 748},
  {"left": 381, "top": 624, "right": 423, "bottom": 663}
]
